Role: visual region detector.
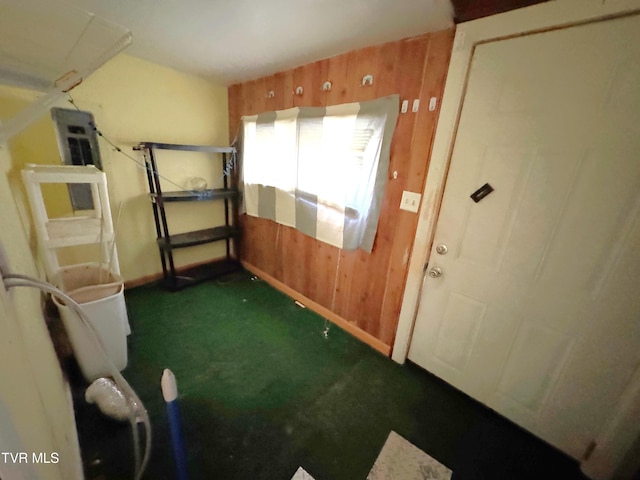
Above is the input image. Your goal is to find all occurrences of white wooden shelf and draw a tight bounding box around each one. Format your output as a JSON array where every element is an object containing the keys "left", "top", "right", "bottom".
[{"left": 22, "top": 164, "right": 119, "bottom": 280}]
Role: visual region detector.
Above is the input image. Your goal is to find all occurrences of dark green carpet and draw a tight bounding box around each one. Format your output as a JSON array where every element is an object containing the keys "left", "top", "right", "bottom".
[{"left": 75, "top": 270, "right": 588, "bottom": 480}]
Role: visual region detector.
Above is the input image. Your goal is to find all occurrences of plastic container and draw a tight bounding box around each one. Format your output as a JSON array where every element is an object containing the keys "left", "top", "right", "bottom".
[{"left": 53, "top": 263, "right": 129, "bottom": 381}]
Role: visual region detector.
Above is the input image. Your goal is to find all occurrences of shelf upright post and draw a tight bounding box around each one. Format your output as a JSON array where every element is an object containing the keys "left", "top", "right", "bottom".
[
  {"left": 222, "top": 152, "right": 231, "bottom": 260},
  {"left": 148, "top": 145, "right": 177, "bottom": 284},
  {"left": 230, "top": 150, "right": 240, "bottom": 261},
  {"left": 141, "top": 146, "right": 168, "bottom": 279}
]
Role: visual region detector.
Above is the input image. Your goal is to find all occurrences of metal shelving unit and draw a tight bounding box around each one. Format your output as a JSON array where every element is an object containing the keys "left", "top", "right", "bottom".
[{"left": 135, "top": 142, "right": 241, "bottom": 290}]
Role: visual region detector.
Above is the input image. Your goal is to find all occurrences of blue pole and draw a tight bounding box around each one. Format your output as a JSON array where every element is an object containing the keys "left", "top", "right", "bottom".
[{"left": 161, "top": 369, "right": 189, "bottom": 480}]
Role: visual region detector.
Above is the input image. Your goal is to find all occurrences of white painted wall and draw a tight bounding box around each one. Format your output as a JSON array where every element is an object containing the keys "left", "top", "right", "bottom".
[{"left": 0, "top": 142, "right": 82, "bottom": 479}]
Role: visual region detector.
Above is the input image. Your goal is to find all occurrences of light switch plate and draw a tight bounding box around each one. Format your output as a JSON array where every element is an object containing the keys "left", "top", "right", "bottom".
[{"left": 400, "top": 191, "right": 421, "bottom": 212}]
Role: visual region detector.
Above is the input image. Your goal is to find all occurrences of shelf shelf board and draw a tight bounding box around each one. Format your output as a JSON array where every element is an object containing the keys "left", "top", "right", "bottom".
[
  {"left": 157, "top": 226, "right": 238, "bottom": 250},
  {"left": 22, "top": 165, "right": 105, "bottom": 184},
  {"left": 163, "top": 259, "right": 242, "bottom": 291},
  {"left": 44, "top": 217, "right": 114, "bottom": 248},
  {"left": 136, "top": 142, "right": 235, "bottom": 154},
  {"left": 150, "top": 189, "right": 238, "bottom": 203}
]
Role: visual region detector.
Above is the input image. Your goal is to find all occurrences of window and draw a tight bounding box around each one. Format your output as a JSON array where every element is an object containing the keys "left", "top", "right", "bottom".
[
  {"left": 51, "top": 107, "right": 102, "bottom": 210},
  {"left": 240, "top": 95, "right": 399, "bottom": 252}
]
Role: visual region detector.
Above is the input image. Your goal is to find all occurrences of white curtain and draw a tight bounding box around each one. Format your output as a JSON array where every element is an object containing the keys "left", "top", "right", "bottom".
[{"left": 239, "top": 94, "right": 399, "bottom": 253}]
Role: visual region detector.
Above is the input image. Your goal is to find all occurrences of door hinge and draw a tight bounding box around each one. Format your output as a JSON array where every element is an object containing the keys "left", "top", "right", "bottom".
[{"left": 583, "top": 440, "right": 597, "bottom": 461}]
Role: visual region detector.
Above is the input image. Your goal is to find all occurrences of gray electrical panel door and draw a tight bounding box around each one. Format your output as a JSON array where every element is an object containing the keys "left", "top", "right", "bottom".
[{"left": 51, "top": 108, "right": 102, "bottom": 210}]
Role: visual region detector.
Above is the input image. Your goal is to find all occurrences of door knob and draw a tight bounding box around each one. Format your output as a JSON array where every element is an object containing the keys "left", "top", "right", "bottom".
[
  {"left": 436, "top": 244, "right": 448, "bottom": 255},
  {"left": 428, "top": 267, "right": 443, "bottom": 278}
]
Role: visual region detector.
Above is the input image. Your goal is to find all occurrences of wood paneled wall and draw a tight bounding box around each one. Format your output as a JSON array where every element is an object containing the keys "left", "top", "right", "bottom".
[
  {"left": 228, "top": 29, "right": 455, "bottom": 352},
  {"left": 450, "top": 0, "right": 548, "bottom": 23}
]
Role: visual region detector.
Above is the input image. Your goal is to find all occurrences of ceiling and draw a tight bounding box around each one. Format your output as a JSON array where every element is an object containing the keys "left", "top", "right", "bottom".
[
  {"left": 61, "top": 0, "right": 455, "bottom": 86},
  {"left": 1, "top": 0, "right": 548, "bottom": 88}
]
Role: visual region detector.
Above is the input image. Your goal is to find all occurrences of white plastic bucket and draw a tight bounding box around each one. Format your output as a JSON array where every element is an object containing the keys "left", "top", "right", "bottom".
[{"left": 53, "top": 263, "right": 129, "bottom": 381}]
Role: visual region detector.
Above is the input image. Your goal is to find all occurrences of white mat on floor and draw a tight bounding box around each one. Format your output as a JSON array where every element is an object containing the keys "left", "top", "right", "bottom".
[
  {"left": 291, "top": 431, "right": 451, "bottom": 480},
  {"left": 291, "top": 466, "right": 316, "bottom": 480},
  {"left": 367, "top": 431, "right": 452, "bottom": 480}
]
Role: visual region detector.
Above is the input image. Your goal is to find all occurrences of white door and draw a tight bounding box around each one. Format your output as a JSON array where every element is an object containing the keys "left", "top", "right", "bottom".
[{"left": 408, "top": 14, "right": 640, "bottom": 459}]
